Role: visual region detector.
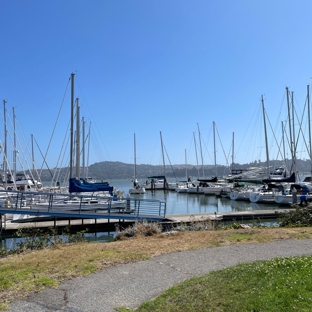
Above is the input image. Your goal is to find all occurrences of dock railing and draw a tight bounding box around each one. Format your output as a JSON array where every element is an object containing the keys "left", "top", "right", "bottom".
[{"left": 0, "top": 190, "right": 167, "bottom": 221}]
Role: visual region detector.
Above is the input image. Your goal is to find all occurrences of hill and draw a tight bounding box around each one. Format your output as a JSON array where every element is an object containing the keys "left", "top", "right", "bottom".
[{"left": 36, "top": 158, "right": 312, "bottom": 182}]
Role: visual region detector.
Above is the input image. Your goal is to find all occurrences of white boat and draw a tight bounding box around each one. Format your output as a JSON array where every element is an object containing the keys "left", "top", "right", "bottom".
[
  {"left": 249, "top": 183, "right": 282, "bottom": 203},
  {"left": 230, "top": 185, "right": 259, "bottom": 201},
  {"left": 203, "top": 182, "right": 232, "bottom": 196},
  {"left": 274, "top": 183, "right": 311, "bottom": 205},
  {"left": 129, "top": 179, "right": 146, "bottom": 194},
  {"left": 187, "top": 182, "right": 205, "bottom": 194},
  {"left": 145, "top": 176, "right": 168, "bottom": 190},
  {"left": 249, "top": 190, "right": 275, "bottom": 203},
  {"left": 175, "top": 184, "right": 189, "bottom": 193},
  {"left": 175, "top": 149, "right": 191, "bottom": 193}
]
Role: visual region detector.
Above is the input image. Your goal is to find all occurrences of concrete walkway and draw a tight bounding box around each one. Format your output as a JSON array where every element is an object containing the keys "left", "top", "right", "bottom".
[{"left": 8, "top": 238, "right": 312, "bottom": 312}]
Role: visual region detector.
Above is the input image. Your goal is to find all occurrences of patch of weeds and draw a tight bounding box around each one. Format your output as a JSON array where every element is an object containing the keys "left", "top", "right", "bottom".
[
  {"left": 81, "top": 264, "right": 98, "bottom": 275},
  {"left": 35, "top": 276, "right": 58, "bottom": 287},
  {"left": 279, "top": 204, "right": 312, "bottom": 227},
  {"left": 173, "top": 216, "right": 218, "bottom": 232},
  {"left": 0, "top": 303, "right": 9, "bottom": 311},
  {"left": 115, "top": 220, "right": 162, "bottom": 239},
  {"left": 227, "top": 232, "right": 254, "bottom": 242}
]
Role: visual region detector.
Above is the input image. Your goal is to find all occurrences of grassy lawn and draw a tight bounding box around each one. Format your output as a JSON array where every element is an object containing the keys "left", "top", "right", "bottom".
[
  {"left": 1, "top": 227, "right": 312, "bottom": 310},
  {"left": 117, "top": 256, "right": 312, "bottom": 311}
]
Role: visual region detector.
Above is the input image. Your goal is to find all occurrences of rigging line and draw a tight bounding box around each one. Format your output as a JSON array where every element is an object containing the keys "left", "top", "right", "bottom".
[
  {"left": 55, "top": 137, "right": 70, "bottom": 186},
  {"left": 52, "top": 133, "right": 70, "bottom": 187},
  {"left": 51, "top": 116, "right": 71, "bottom": 186},
  {"left": 40, "top": 76, "right": 71, "bottom": 175},
  {"left": 265, "top": 110, "right": 284, "bottom": 160},
  {"left": 0, "top": 140, "right": 16, "bottom": 185},
  {"left": 34, "top": 137, "right": 54, "bottom": 179},
  {"left": 163, "top": 145, "right": 177, "bottom": 181},
  {"left": 274, "top": 92, "right": 287, "bottom": 133},
  {"left": 76, "top": 78, "right": 111, "bottom": 161},
  {"left": 215, "top": 124, "right": 229, "bottom": 166},
  {"left": 199, "top": 126, "right": 213, "bottom": 165},
  {"left": 2, "top": 109, "right": 36, "bottom": 181},
  {"left": 14, "top": 117, "right": 41, "bottom": 183},
  {"left": 283, "top": 123, "right": 295, "bottom": 173},
  {"left": 294, "top": 97, "right": 310, "bottom": 159},
  {"left": 86, "top": 122, "right": 91, "bottom": 178},
  {"left": 236, "top": 102, "right": 261, "bottom": 163}
]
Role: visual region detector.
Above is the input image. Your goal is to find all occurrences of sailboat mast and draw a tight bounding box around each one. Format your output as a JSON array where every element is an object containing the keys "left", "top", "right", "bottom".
[
  {"left": 86, "top": 122, "right": 91, "bottom": 178},
  {"left": 185, "top": 148, "right": 187, "bottom": 181},
  {"left": 31, "top": 134, "right": 35, "bottom": 173},
  {"left": 12, "top": 107, "right": 17, "bottom": 182},
  {"left": 286, "top": 87, "right": 294, "bottom": 175},
  {"left": 75, "top": 98, "right": 80, "bottom": 179},
  {"left": 193, "top": 132, "right": 200, "bottom": 178},
  {"left": 3, "top": 99, "right": 7, "bottom": 185},
  {"left": 197, "top": 123, "right": 205, "bottom": 177},
  {"left": 213, "top": 121, "right": 217, "bottom": 177},
  {"left": 82, "top": 117, "right": 85, "bottom": 178},
  {"left": 160, "top": 131, "right": 166, "bottom": 176},
  {"left": 261, "top": 95, "right": 270, "bottom": 177},
  {"left": 69, "top": 73, "right": 75, "bottom": 179},
  {"left": 291, "top": 91, "right": 297, "bottom": 176},
  {"left": 134, "top": 133, "right": 137, "bottom": 180},
  {"left": 231, "top": 132, "right": 234, "bottom": 173},
  {"left": 281, "top": 121, "right": 287, "bottom": 173},
  {"left": 307, "top": 85, "right": 312, "bottom": 177}
]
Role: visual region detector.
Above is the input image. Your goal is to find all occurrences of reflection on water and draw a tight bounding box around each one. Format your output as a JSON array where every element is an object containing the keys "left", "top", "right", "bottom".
[{"left": 108, "top": 179, "right": 280, "bottom": 215}]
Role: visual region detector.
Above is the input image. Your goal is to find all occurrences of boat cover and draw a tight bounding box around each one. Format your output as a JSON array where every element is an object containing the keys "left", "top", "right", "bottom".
[
  {"left": 69, "top": 178, "right": 114, "bottom": 194},
  {"left": 147, "top": 175, "right": 166, "bottom": 180},
  {"left": 197, "top": 177, "right": 218, "bottom": 183},
  {"left": 262, "top": 172, "right": 296, "bottom": 184}
]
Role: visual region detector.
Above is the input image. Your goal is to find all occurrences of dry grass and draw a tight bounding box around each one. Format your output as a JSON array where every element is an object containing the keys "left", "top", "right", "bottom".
[{"left": 1, "top": 227, "right": 312, "bottom": 309}]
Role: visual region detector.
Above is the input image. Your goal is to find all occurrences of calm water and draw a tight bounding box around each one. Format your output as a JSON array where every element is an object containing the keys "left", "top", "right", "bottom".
[
  {"left": 108, "top": 178, "right": 280, "bottom": 215},
  {"left": 1, "top": 178, "right": 280, "bottom": 252}
]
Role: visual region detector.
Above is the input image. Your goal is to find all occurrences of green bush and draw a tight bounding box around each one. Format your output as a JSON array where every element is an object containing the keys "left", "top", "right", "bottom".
[{"left": 279, "top": 204, "right": 312, "bottom": 227}]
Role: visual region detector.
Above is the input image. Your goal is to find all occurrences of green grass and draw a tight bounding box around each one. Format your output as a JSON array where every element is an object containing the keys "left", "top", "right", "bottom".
[
  {"left": 116, "top": 256, "right": 312, "bottom": 312},
  {"left": 227, "top": 232, "right": 254, "bottom": 242}
]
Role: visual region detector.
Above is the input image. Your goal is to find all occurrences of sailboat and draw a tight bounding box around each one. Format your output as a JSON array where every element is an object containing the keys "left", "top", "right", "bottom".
[
  {"left": 68, "top": 73, "right": 114, "bottom": 195},
  {"left": 129, "top": 133, "right": 145, "bottom": 194},
  {"left": 175, "top": 149, "right": 191, "bottom": 193},
  {"left": 145, "top": 131, "right": 169, "bottom": 190}
]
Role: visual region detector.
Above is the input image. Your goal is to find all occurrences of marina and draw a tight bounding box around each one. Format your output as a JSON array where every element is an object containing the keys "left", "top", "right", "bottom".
[
  {"left": 0, "top": 179, "right": 295, "bottom": 231},
  {"left": 0, "top": 178, "right": 298, "bottom": 252}
]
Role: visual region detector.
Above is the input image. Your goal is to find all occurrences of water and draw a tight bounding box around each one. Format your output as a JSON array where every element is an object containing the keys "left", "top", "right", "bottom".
[
  {"left": 108, "top": 178, "right": 280, "bottom": 215},
  {"left": 0, "top": 232, "right": 116, "bottom": 252},
  {"left": 1, "top": 178, "right": 281, "bottom": 252}
]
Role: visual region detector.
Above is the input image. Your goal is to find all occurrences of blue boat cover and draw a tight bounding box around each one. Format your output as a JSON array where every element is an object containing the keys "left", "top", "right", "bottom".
[{"left": 69, "top": 178, "right": 114, "bottom": 194}]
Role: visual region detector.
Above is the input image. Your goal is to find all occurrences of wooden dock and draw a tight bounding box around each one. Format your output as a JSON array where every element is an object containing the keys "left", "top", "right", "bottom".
[
  {"left": 166, "top": 209, "right": 293, "bottom": 223},
  {"left": 1, "top": 208, "right": 293, "bottom": 235}
]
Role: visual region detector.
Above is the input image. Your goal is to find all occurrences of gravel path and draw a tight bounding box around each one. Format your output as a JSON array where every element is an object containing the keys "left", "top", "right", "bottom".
[{"left": 8, "top": 238, "right": 312, "bottom": 312}]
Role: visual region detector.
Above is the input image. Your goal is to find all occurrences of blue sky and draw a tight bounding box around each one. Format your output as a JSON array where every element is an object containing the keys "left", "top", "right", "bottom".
[{"left": 1, "top": 1, "right": 312, "bottom": 172}]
